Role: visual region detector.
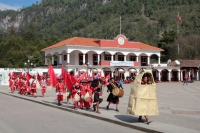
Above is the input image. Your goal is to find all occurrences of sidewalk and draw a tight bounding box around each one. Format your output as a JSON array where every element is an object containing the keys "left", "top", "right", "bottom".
[{"left": 0, "top": 84, "right": 199, "bottom": 133}]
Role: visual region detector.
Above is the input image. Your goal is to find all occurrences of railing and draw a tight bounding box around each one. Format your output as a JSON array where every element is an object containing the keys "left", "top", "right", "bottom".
[{"left": 100, "top": 61, "right": 141, "bottom": 66}]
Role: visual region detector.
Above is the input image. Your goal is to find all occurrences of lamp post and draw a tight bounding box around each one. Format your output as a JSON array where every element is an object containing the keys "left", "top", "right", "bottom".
[
  {"left": 24, "top": 60, "right": 35, "bottom": 72},
  {"left": 86, "top": 63, "right": 92, "bottom": 77}
]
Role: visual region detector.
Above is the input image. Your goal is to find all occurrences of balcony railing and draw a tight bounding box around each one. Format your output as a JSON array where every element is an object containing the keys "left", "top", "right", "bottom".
[{"left": 100, "top": 61, "right": 141, "bottom": 66}]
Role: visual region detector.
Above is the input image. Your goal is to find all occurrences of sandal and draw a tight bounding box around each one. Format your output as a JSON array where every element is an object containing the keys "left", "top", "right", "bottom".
[
  {"left": 146, "top": 120, "right": 152, "bottom": 124},
  {"left": 116, "top": 109, "right": 119, "bottom": 112},
  {"left": 96, "top": 111, "right": 101, "bottom": 114},
  {"left": 138, "top": 118, "right": 144, "bottom": 123},
  {"left": 93, "top": 105, "right": 96, "bottom": 112}
]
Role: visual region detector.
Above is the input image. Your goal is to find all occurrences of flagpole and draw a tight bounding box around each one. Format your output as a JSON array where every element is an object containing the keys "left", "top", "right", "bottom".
[{"left": 120, "top": 16, "right": 121, "bottom": 34}]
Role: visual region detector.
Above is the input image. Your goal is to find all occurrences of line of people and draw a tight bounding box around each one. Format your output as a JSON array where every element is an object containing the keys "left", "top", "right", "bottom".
[
  {"left": 8, "top": 73, "right": 122, "bottom": 114},
  {"left": 8, "top": 74, "right": 50, "bottom": 98}
]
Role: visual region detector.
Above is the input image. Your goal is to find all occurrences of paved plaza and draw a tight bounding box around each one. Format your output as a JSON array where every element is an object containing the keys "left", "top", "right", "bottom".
[{"left": 0, "top": 82, "right": 200, "bottom": 133}]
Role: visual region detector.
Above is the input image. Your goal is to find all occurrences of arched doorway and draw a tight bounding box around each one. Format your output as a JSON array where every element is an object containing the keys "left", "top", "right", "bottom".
[
  {"left": 161, "top": 69, "right": 168, "bottom": 81},
  {"left": 152, "top": 69, "right": 159, "bottom": 81},
  {"left": 172, "top": 69, "right": 178, "bottom": 81},
  {"left": 128, "top": 67, "right": 137, "bottom": 78},
  {"left": 102, "top": 67, "right": 112, "bottom": 77}
]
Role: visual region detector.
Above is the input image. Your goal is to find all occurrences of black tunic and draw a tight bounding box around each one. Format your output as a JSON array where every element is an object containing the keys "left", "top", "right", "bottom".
[
  {"left": 91, "top": 81, "right": 103, "bottom": 103},
  {"left": 106, "top": 82, "right": 119, "bottom": 104}
]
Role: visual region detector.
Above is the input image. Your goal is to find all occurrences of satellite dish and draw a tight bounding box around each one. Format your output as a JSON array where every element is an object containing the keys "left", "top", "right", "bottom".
[
  {"left": 175, "top": 60, "right": 180, "bottom": 65},
  {"left": 167, "top": 59, "right": 171, "bottom": 66}
]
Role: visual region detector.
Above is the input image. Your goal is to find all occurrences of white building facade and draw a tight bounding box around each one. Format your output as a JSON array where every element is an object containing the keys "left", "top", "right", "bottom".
[{"left": 42, "top": 34, "right": 182, "bottom": 82}]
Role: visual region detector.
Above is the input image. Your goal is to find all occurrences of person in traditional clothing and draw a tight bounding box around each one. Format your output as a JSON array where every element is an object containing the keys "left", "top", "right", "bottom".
[
  {"left": 127, "top": 70, "right": 158, "bottom": 125},
  {"left": 66, "top": 71, "right": 74, "bottom": 104},
  {"left": 137, "top": 73, "right": 152, "bottom": 123},
  {"left": 91, "top": 79, "right": 103, "bottom": 114},
  {"left": 20, "top": 77, "right": 27, "bottom": 95},
  {"left": 9, "top": 76, "right": 15, "bottom": 93},
  {"left": 80, "top": 79, "right": 93, "bottom": 110},
  {"left": 106, "top": 78, "right": 120, "bottom": 112},
  {"left": 40, "top": 74, "right": 47, "bottom": 98},
  {"left": 30, "top": 74, "right": 37, "bottom": 98},
  {"left": 55, "top": 76, "right": 65, "bottom": 106},
  {"left": 72, "top": 82, "right": 84, "bottom": 110}
]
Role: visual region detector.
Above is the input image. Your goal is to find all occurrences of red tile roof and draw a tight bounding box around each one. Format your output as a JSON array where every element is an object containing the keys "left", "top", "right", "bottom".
[
  {"left": 42, "top": 36, "right": 163, "bottom": 51},
  {"left": 179, "top": 60, "right": 200, "bottom": 67},
  {"left": 41, "top": 37, "right": 99, "bottom": 51},
  {"left": 137, "top": 42, "right": 163, "bottom": 51}
]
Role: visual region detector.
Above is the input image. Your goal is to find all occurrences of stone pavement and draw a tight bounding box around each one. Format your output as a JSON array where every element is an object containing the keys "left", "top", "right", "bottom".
[{"left": 1, "top": 82, "right": 200, "bottom": 133}]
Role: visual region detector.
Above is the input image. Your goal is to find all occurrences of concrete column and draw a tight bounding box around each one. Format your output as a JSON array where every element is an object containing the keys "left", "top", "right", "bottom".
[
  {"left": 83, "top": 54, "right": 85, "bottom": 65},
  {"left": 147, "top": 56, "right": 150, "bottom": 65},
  {"left": 136, "top": 56, "right": 138, "bottom": 62},
  {"left": 45, "top": 57, "right": 47, "bottom": 65},
  {"left": 124, "top": 55, "right": 126, "bottom": 61},
  {"left": 52, "top": 56, "right": 54, "bottom": 65},
  {"left": 188, "top": 71, "right": 191, "bottom": 80},
  {"left": 97, "top": 54, "right": 100, "bottom": 65},
  {"left": 180, "top": 71, "right": 183, "bottom": 81},
  {"left": 111, "top": 72, "right": 114, "bottom": 77},
  {"left": 158, "top": 71, "right": 161, "bottom": 82},
  {"left": 67, "top": 53, "right": 70, "bottom": 65},
  {"left": 158, "top": 57, "right": 160, "bottom": 65},
  {"left": 111, "top": 55, "right": 113, "bottom": 61},
  {"left": 168, "top": 70, "right": 171, "bottom": 82},
  {"left": 59, "top": 54, "right": 62, "bottom": 65},
  {"left": 197, "top": 71, "right": 199, "bottom": 80},
  {"left": 178, "top": 71, "right": 180, "bottom": 81}
]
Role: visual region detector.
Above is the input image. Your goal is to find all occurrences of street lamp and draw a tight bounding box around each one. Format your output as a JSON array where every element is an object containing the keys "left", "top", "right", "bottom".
[
  {"left": 86, "top": 63, "right": 92, "bottom": 76},
  {"left": 24, "top": 60, "right": 34, "bottom": 72}
]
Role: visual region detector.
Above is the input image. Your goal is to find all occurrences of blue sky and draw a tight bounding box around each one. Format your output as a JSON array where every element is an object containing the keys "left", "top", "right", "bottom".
[{"left": 0, "top": 0, "right": 39, "bottom": 10}]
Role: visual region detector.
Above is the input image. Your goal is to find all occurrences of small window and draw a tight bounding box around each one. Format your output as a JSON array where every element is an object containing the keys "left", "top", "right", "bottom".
[
  {"left": 130, "top": 56, "right": 136, "bottom": 61},
  {"left": 64, "top": 55, "right": 67, "bottom": 61},
  {"left": 105, "top": 55, "right": 111, "bottom": 61},
  {"left": 118, "top": 55, "right": 124, "bottom": 61}
]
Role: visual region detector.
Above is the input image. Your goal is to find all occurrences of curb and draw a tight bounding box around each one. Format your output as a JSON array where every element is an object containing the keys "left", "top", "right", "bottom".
[{"left": 0, "top": 92, "right": 162, "bottom": 133}]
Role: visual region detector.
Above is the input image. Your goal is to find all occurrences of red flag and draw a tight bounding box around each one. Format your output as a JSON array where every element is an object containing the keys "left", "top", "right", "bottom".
[
  {"left": 61, "top": 67, "right": 66, "bottom": 79},
  {"left": 65, "top": 73, "right": 73, "bottom": 92},
  {"left": 79, "top": 73, "right": 86, "bottom": 81},
  {"left": 71, "top": 75, "right": 77, "bottom": 84},
  {"left": 26, "top": 72, "right": 32, "bottom": 81},
  {"left": 37, "top": 73, "right": 41, "bottom": 82},
  {"left": 105, "top": 74, "right": 110, "bottom": 85},
  {"left": 48, "top": 65, "right": 57, "bottom": 87}
]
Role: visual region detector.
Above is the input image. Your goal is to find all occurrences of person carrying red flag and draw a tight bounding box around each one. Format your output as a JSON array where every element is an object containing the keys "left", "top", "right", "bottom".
[
  {"left": 55, "top": 76, "right": 65, "bottom": 106},
  {"left": 71, "top": 82, "right": 84, "bottom": 110}
]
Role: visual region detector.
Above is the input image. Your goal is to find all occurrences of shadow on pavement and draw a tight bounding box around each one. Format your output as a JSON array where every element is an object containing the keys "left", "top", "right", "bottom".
[{"left": 114, "top": 115, "right": 138, "bottom": 123}]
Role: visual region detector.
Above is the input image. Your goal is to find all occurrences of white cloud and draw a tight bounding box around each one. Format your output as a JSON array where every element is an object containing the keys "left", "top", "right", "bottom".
[{"left": 0, "top": 3, "right": 21, "bottom": 11}]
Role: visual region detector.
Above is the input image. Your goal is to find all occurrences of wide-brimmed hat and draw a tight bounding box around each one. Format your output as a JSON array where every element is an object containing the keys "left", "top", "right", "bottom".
[{"left": 81, "top": 79, "right": 89, "bottom": 83}]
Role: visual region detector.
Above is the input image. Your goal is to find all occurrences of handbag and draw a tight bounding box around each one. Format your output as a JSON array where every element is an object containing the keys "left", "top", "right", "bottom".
[
  {"left": 74, "top": 93, "right": 80, "bottom": 102},
  {"left": 84, "top": 92, "right": 90, "bottom": 102}
]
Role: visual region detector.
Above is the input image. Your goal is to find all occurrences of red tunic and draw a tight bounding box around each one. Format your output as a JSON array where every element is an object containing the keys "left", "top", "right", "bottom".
[{"left": 55, "top": 82, "right": 65, "bottom": 101}]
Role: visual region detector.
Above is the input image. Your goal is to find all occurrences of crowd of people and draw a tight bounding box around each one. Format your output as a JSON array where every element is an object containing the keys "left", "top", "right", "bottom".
[
  {"left": 8, "top": 68, "right": 158, "bottom": 124},
  {"left": 8, "top": 71, "right": 123, "bottom": 114}
]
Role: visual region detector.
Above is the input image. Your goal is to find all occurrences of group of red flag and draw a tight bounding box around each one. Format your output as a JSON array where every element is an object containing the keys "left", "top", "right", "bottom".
[
  {"left": 47, "top": 65, "right": 111, "bottom": 91},
  {"left": 48, "top": 65, "right": 77, "bottom": 92}
]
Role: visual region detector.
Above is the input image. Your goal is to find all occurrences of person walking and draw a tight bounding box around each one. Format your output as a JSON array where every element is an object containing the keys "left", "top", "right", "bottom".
[
  {"left": 106, "top": 78, "right": 120, "bottom": 112},
  {"left": 119, "top": 78, "right": 123, "bottom": 89},
  {"left": 183, "top": 75, "right": 188, "bottom": 85}
]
